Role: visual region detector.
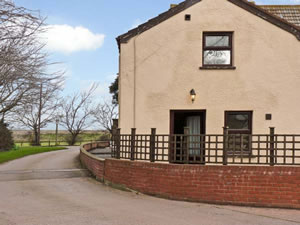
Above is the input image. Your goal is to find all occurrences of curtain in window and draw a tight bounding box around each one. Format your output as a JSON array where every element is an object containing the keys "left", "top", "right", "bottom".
[{"left": 186, "top": 116, "right": 201, "bottom": 156}]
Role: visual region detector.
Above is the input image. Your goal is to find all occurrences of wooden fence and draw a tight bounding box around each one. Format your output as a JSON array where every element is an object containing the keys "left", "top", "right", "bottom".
[{"left": 111, "top": 128, "right": 300, "bottom": 166}]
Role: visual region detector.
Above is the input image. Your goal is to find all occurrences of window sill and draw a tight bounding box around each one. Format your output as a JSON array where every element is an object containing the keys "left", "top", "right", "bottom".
[{"left": 199, "top": 65, "right": 236, "bottom": 70}]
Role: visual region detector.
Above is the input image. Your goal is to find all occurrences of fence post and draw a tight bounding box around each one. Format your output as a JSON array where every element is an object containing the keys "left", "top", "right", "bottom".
[
  {"left": 270, "top": 127, "right": 275, "bottom": 166},
  {"left": 116, "top": 128, "right": 121, "bottom": 159},
  {"left": 223, "top": 126, "right": 229, "bottom": 165},
  {"left": 184, "top": 127, "right": 190, "bottom": 164},
  {"left": 130, "top": 128, "right": 136, "bottom": 161},
  {"left": 150, "top": 128, "right": 156, "bottom": 162}
]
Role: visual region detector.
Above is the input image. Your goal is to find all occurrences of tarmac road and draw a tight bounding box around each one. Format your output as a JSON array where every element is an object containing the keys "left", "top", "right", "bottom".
[{"left": 0, "top": 147, "right": 299, "bottom": 225}]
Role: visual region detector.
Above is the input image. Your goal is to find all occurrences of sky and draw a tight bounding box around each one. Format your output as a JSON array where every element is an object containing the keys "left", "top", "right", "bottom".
[
  {"left": 13, "top": 0, "right": 185, "bottom": 99},
  {"left": 13, "top": 0, "right": 300, "bottom": 100}
]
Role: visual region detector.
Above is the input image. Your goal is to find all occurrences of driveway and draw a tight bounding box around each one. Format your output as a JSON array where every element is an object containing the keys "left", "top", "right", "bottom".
[{"left": 0, "top": 147, "right": 299, "bottom": 225}]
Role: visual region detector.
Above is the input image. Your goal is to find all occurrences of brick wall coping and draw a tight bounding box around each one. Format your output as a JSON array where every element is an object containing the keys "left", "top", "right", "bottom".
[{"left": 80, "top": 143, "right": 105, "bottom": 162}]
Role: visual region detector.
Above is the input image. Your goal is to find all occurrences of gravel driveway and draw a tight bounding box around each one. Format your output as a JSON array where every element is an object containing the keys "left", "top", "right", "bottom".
[{"left": 0, "top": 147, "right": 299, "bottom": 225}]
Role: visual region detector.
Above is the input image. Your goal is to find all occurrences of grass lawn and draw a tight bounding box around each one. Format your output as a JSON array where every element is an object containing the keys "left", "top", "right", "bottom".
[{"left": 0, "top": 146, "right": 67, "bottom": 164}]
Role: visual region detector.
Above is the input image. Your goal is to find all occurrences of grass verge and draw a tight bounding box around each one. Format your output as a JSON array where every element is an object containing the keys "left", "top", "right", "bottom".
[{"left": 0, "top": 146, "right": 67, "bottom": 164}]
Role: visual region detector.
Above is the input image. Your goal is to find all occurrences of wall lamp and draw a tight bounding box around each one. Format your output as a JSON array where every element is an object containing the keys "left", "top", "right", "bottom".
[{"left": 190, "top": 89, "right": 196, "bottom": 103}]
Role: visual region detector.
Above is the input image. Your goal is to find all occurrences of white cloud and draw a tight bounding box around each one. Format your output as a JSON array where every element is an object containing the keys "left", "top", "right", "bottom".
[{"left": 41, "top": 25, "right": 105, "bottom": 54}]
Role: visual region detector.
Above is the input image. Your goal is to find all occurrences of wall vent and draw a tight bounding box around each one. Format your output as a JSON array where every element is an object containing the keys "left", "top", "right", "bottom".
[{"left": 185, "top": 14, "right": 191, "bottom": 21}]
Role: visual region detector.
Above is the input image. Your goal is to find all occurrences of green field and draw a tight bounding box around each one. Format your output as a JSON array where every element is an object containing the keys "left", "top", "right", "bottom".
[
  {"left": 14, "top": 140, "right": 100, "bottom": 147},
  {"left": 40, "top": 132, "right": 106, "bottom": 141},
  {"left": 0, "top": 146, "right": 67, "bottom": 164},
  {"left": 13, "top": 130, "right": 110, "bottom": 147}
]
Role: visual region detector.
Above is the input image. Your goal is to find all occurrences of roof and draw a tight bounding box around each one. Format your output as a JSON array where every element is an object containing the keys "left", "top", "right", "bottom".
[
  {"left": 259, "top": 5, "right": 300, "bottom": 28},
  {"left": 116, "top": 0, "right": 300, "bottom": 49}
]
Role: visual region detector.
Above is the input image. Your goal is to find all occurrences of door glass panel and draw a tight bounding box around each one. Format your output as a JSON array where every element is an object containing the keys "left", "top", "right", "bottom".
[
  {"left": 204, "top": 50, "right": 231, "bottom": 65},
  {"left": 205, "top": 36, "right": 229, "bottom": 47},
  {"left": 186, "top": 116, "right": 201, "bottom": 135},
  {"left": 228, "top": 134, "right": 251, "bottom": 154},
  {"left": 226, "top": 112, "right": 252, "bottom": 154},
  {"left": 227, "top": 114, "right": 249, "bottom": 130}
]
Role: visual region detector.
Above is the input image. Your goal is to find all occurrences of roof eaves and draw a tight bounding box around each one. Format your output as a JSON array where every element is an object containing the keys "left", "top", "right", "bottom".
[
  {"left": 116, "top": 0, "right": 202, "bottom": 50},
  {"left": 116, "top": 0, "right": 300, "bottom": 52}
]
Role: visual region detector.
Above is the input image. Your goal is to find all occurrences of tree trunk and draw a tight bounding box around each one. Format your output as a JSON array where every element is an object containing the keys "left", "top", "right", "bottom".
[
  {"left": 36, "top": 82, "right": 43, "bottom": 146},
  {"left": 33, "top": 125, "right": 40, "bottom": 146},
  {"left": 70, "top": 133, "right": 78, "bottom": 146}
]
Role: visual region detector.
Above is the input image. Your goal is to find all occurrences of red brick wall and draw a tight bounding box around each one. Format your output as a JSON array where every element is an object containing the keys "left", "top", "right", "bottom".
[
  {"left": 80, "top": 142, "right": 108, "bottom": 181},
  {"left": 80, "top": 151, "right": 105, "bottom": 181},
  {"left": 80, "top": 145, "right": 300, "bottom": 209}
]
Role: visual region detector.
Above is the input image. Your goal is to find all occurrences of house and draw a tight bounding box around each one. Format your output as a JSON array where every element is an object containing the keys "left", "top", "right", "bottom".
[{"left": 116, "top": 0, "right": 300, "bottom": 137}]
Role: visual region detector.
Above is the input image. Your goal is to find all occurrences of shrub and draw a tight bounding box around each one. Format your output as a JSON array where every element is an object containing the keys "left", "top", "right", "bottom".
[
  {"left": 64, "top": 134, "right": 83, "bottom": 146},
  {"left": 0, "top": 122, "right": 14, "bottom": 152},
  {"left": 98, "top": 133, "right": 111, "bottom": 141}
]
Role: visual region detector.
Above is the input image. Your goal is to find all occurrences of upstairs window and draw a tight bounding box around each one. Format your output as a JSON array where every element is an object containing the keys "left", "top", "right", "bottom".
[{"left": 202, "top": 32, "right": 233, "bottom": 68}]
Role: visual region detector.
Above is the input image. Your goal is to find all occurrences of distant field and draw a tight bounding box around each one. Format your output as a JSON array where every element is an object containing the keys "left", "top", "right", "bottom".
[
  {"left": 14, "top": 141, "right": 102, "bottom": 147},
  {"left": 12, "top": 130, "right": 110, "bottom": 146}
]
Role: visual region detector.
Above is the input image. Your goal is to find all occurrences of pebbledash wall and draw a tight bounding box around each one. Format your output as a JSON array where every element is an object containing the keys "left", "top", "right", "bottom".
[
  {"left": 118, "top": 0, "right": 300, "bottom": 135},
  {"left": 80, "top": 143, "right": 300, "bottom": 209}
]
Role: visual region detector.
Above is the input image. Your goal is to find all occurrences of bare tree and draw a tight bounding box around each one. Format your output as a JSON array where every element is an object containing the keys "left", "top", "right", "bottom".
[
  {"left": 0, "top": 0, "right": 47, "bottom": 122},
  {"left": 60, "top": 84, "right": 97, "bottom": 146},
  {"left": 13, "top": 75, "right": 64, "bottom": 145},
  {"left": 92, "top": 100, "right": 118, "bottom": 134}
]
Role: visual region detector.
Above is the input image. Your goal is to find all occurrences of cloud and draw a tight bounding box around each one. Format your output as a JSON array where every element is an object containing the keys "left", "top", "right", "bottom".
[{"left": 41, "top": 25, "right": 105, "bottom": 54}]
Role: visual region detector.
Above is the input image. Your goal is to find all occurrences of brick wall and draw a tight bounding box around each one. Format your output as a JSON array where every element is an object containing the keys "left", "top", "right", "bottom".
[
  {"left": 80, "top": 144, "right": 300, "bottom": 209},
  {"left": 80, "top": 142, "right": 108, "bottom": 181}
]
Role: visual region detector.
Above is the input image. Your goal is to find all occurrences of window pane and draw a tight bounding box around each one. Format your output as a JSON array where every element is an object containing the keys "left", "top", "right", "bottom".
[
  {"left": 227, "top": 114, "right": 249, "bottom": 130},
  {"left": 204, "top": 50, "right": 231, "bottom": 65},
  {"left": 205, "top": 36, "right": 229, "bottom": 47}
]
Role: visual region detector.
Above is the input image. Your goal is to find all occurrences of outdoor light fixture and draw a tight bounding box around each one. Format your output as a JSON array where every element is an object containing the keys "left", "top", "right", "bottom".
[{"left": 190, "top": 89, "right": 196, "bottom": 103}]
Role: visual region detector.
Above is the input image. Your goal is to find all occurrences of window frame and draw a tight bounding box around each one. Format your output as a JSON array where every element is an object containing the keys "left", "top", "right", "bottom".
[
  {"left": 225, "top": 111, "right": 253, "bottom": 155},
  {"left": 202, "top": 32, "right": 234, "bottom": 68},
  {"left": 224, "top": 111, "right": 253, "bottom": 134}
]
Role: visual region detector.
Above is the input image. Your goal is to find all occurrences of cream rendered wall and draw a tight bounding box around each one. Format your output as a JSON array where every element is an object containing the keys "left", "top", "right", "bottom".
[{"left": 119, "top": 0, "right": 300, "bottom": 134}]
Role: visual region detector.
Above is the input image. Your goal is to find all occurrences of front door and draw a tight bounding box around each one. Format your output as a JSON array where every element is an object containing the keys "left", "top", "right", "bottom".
[
  {"left": 170, "top": 110, "right": 206, "bottom": 163},
  {"left": 170, "top": 110, "right": 206, "bottom": 135}
]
